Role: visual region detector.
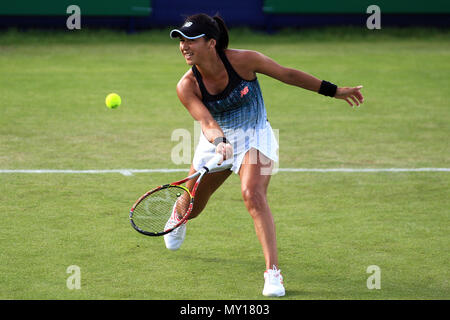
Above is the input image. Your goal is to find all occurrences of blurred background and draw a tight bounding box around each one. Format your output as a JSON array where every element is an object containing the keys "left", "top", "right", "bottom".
[{"left": 1, "top": 0, "right": 449, "bottom": 31}]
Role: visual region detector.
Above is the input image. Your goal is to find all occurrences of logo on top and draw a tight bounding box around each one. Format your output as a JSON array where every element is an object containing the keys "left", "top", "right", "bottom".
[
  {"left": 183, "top": 21, "right": 193, "bottom": 28},
  {"left": 240, "top": 86, "right": 249, "bottom": 98}
]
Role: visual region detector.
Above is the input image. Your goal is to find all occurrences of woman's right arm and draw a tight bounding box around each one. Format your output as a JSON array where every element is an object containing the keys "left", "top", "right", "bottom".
[{"left": 176, "top": 74, "right": 233, "bottom": 160}]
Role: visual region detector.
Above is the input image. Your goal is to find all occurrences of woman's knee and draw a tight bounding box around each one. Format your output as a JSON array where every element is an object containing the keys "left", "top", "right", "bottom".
[
  {"left": 241, "top": 186, "right": 267, "bottom": 213},
  {"left": 189, "top": 201, "right": 208, "bottom": 219}
]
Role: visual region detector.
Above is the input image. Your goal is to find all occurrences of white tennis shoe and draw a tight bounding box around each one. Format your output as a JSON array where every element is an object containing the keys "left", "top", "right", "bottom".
[
  {"left": 262, "top": 265, "right": 285, "bottom": 297},
  {"left": 163, "top": 204, "right": 186, "bottom": 251}
]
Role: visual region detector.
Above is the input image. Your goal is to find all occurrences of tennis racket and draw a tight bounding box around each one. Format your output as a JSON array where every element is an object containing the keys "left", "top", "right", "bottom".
[{"left": 130, "top": 153, "right": 229, "bottom": 236}]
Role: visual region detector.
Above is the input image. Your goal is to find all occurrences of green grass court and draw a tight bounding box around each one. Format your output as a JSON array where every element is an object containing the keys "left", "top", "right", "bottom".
[{"left": 0, "top": 28, "right": 448, "bottom": 299}]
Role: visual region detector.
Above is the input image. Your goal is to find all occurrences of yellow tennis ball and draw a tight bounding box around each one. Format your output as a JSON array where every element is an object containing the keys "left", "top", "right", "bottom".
[{"left": 105, "top": 93, "right": 121, "bottom": 109}]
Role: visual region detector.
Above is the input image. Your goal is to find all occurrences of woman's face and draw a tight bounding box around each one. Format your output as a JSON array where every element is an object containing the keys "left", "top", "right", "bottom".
[{"left": 179, "top": 36, "right": 214, "bottom": 65}]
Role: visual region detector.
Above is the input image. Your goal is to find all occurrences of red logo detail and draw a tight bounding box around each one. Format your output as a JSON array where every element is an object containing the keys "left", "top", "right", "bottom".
[{"left": 240, "top": 86, "right": 249, "bottom": 98}]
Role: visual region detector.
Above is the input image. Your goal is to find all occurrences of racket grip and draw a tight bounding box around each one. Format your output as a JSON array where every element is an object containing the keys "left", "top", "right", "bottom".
[{"left": 202, "top": 153, "right": 224, "bottom": 172}]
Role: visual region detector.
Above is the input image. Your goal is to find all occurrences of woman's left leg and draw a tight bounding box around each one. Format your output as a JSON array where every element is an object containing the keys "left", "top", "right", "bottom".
[{"left": 239, "top": 148, "right": 278, "bottom": 270}]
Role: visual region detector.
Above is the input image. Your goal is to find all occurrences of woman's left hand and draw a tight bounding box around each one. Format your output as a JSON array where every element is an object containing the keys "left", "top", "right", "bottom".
[{"left": 335, "top": 85, "right": 364, "bottom": 107}]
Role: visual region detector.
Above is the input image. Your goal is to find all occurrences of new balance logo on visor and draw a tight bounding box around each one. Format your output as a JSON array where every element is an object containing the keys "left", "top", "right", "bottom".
[{"left": 240, "top": 86, "right": 249, "bottom": 98}]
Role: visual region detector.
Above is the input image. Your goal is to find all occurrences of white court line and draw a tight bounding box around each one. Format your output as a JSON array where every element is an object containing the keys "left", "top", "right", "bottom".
[
  {"left": 0, "top": 169, "right": 187, "bottom": 176},
  {"left": 0, "top": 168, "right": 449, "bottom": 176},
  {"left": 279, "top": 168, "right": 450, "bottom": 172}
]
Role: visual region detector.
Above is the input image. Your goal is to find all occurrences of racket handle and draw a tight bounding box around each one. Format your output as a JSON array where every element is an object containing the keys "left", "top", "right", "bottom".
[{"left": 202, "top": 153, "right": 224, "bottom": 172}]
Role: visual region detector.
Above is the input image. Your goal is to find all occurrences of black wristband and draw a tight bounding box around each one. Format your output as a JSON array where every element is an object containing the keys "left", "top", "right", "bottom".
[
  {"left": 318, "top": 80, "right": 338, "bottom": 97},
  {"left": 213, "top": 136, "right": 229, "bottom": 146}
]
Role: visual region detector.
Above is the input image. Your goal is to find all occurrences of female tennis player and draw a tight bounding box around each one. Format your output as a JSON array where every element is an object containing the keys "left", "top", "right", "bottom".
[{"left": 166, "top": 13, "right": 364, "bottom": 297}]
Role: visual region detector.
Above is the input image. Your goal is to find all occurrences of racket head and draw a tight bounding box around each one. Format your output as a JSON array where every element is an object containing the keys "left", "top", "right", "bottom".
[{"left": 130, "top": 184, "right": 193, "bottom": 236}]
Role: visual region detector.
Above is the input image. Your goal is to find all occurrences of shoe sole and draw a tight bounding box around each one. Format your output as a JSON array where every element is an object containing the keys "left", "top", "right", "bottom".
[{"left": 262, "top": 289, "right": 285, "bottom": 297}]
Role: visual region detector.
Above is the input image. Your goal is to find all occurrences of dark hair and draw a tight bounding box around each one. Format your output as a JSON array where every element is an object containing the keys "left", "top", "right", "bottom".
[
  {"left": 212, "top": 15, "right": 229, "bottom": 52},
  {"left": 185, "top": 13, "right": 229, "bottom": 52}
]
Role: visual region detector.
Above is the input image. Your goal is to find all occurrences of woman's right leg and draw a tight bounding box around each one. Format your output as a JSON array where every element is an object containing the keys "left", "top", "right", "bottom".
[
  {"left": 183, "top": 164, "right": 232, "bottom": 219},
  {"left": 165, "top": 164, "right": 231, "bottom": 250}
]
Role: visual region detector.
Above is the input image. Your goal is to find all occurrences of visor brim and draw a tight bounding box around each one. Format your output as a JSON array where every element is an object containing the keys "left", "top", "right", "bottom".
[{"left": 170, "top": 29, "right": 206, "bottom": 40}]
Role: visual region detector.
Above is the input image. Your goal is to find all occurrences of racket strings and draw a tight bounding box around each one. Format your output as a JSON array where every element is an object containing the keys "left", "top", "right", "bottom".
[{"left": 132, "top": 186, "right": 191, "bottom": 233}]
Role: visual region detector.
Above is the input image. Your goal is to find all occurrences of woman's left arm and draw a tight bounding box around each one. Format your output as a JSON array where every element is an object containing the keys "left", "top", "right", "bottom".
[{"left": 247, "top": 50, "right": 364, "bottom": 107}]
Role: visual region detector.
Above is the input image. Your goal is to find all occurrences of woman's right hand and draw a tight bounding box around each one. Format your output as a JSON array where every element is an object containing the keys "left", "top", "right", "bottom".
[{"left": 216, "top": 142, "right": 233, "bottom": 164}]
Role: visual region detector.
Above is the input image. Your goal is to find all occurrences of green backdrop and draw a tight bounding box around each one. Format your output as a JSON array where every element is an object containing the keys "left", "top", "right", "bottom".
[
  {"left": 0, "top": 0, "right": 151, "bottom": 16},
  {"left": 263, "top": 0, "right": 450, "bottom": 14}
]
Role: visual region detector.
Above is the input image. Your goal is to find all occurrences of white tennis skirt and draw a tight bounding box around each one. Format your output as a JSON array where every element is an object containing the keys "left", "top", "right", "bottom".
[{"left": 192, "top": 120, "right": 279, "bottom": 174}]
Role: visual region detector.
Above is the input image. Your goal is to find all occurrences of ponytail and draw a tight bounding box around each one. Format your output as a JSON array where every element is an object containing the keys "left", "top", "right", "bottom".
[
  {"left": 212, "top": 15, "right": 229, "bottom": 52},
  {"left": 182, "top": 13, "right": 229, "bottom": 53}
]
